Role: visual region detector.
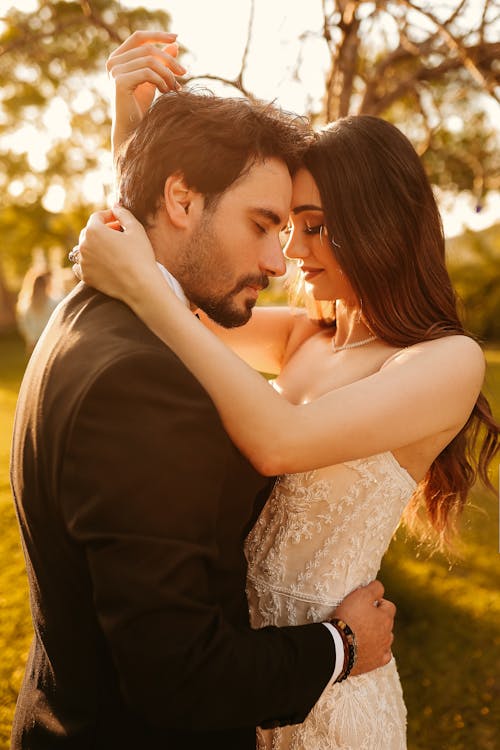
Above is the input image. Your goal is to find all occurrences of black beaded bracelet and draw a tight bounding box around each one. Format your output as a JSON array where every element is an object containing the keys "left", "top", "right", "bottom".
[{"left": 329, "top": 618, "right": 357, "bottom": 682}]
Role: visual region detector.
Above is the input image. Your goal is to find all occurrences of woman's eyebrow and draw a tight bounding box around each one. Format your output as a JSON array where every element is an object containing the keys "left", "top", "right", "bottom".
[{"left": 291, "top": 204, "right": 323, "bottom": 215}]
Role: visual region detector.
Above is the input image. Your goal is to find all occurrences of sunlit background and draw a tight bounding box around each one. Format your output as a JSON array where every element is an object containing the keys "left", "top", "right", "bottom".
[
  {"left": 2, "top": 0, "right": 500, "bottom": 236},
  {"left": 0, "top": 3, "right": 499, "bottom": 749}
]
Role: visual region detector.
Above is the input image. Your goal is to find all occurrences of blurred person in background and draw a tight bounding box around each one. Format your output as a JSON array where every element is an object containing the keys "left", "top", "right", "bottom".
[{"left": 16, "top": 268, "right": 61, "bottom": 353}]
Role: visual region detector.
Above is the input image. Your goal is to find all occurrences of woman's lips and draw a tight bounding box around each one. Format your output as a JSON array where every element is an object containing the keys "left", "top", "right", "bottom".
[{"left": 302, "top": 268, "right": 323, "bottom": 281}]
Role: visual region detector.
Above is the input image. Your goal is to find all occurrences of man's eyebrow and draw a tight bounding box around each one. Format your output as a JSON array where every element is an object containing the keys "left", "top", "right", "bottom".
[
  {"left": 291, "top": 204, "right": 323, "bottom": 215},
  {"left": 251, "top": 207, "right": 283, "bottom": 225}
]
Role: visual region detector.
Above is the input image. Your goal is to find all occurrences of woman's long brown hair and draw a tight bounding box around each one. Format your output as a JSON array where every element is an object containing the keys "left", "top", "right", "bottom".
[{"left": 303, "top": 115, "right": 499, "bottom": 548}]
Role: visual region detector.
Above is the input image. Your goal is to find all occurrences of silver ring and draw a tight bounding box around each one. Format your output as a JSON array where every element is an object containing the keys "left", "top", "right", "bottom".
[
  {"left": 68, "top": 246, "right": 80, "bottom": 264},
  {"left": 374, "top": 599, "right": 381, "bottom": 608}
]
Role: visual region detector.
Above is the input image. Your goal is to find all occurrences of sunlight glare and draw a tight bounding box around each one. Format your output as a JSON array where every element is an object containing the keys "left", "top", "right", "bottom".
[
  {"left": 81, "top": 171, "right": 107, "bottom": 205},
  {"left": 438, "top": 190, "right": 500, "bottom": 238},
  {"left": 8, "top": 180, "right": 24, "bottom": 198},
  {"left": 72, "top": 89, "right": 95, "bottom": 115},
  {"left": 42, "top": 184, "right": 66, "bottom": 213},
  {"left": 2, "top": 0, "right": 39, "bottom": 12},
  {"left": 42, "top": 97, "right": 71, "bottom": 139}
]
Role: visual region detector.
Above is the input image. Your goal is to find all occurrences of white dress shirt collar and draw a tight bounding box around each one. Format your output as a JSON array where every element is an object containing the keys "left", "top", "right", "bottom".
[{"left": 156, "top": 262, "right": 190, "bottom": 308}]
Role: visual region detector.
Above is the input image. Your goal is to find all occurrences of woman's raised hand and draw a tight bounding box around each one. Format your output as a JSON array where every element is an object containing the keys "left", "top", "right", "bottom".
[
  {"left": 107, "top": 30, "right": 187, "bottom": 157},
  {"left": 72, "top": 206, "right": 162, "bottom": 303}
]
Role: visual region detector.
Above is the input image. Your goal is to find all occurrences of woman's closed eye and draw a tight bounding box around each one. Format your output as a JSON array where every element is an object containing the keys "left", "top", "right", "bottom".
[{"left": 304, "top": 223, "right": 325, "bottom": 235}]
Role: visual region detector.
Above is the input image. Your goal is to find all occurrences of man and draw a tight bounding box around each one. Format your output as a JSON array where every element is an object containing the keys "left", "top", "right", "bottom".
[{"left": 11, "top": 90, "right": 394, "bottom": 749}]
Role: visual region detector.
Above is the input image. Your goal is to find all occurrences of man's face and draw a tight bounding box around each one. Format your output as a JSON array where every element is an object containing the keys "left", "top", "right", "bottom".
[{"left": 175, "top": 158, "right": 292, "bottom": 327}]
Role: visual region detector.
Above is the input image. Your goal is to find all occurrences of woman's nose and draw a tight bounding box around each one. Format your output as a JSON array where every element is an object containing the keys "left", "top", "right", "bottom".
[{"left": 284, "top": 233, "right": 309, "bottom": 260}]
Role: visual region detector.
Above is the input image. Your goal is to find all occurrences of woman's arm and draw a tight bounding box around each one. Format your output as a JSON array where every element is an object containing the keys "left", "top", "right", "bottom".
[
  {"left": 197, "top": 307, "right": 320, "bottom": 375},
  {"left": 77, "top": 207, "right": 486, "bottom": 476},
  {"left": 106, "top": 30, "right": 186, "bottom": 159}
]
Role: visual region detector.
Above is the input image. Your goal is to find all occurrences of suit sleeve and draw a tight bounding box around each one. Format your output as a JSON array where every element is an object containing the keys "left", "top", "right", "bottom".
[{"left": 60, "top": 347, "right": 336, "bottom": 731}]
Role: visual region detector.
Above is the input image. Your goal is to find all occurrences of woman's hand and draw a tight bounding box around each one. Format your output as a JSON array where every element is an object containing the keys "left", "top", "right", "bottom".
[
  {"left": 107, "top": 30, "right": 187, "bottom": 157},
  {"left": 73, "top": 206, "right": 161, "bottom": 305}
]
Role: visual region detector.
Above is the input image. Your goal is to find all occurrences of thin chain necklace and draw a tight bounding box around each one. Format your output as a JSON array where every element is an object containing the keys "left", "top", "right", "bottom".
[{"left": 332, "top": 334, "right": 378, "bottom": 353}]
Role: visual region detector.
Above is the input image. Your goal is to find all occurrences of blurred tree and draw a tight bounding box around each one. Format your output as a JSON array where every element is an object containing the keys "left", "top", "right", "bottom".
[
  {"left": 447, "top": 223, "right": 500, "bottom": 341},
  {"left": 189, "top": 0, "right": 500, "bottom": 202},
  {"left": 0, "top": 0, "right": 171, "bottom": 327}
]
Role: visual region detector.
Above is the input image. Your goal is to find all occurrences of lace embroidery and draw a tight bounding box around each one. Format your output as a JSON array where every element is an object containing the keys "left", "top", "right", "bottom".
[{"left": 246, "top": 452, "right": 416, "bottom": 749}]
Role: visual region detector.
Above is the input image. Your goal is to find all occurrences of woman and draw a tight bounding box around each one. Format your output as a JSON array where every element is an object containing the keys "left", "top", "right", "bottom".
[{"left": 76, "top": 36, "right": 498, "bottom": 750}]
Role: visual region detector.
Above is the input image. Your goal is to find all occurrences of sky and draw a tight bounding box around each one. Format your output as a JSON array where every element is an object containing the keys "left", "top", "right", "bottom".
[{"left": 4, "top": 0, "right": 500, "bottom": 237}]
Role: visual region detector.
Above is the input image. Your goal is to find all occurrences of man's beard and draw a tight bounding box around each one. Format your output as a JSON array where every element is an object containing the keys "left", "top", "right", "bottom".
[{"left": 175, "top": 212, "right": 269, "bottom": 328}]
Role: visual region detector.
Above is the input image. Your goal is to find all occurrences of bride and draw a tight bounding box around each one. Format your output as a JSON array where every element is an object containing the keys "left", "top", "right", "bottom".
[{"left": 75, "top": 33, "right": 498, "bottom": 750}]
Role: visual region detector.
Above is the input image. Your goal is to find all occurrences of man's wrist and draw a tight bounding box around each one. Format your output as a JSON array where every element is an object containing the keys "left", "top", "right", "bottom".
[{"left": 328, "top": 618, "right": 357, "bottom": 682}]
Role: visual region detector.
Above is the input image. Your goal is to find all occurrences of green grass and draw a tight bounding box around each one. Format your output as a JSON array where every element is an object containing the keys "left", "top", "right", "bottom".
[
  {"left": 0, "top": 334, "right": 31, "bottom": 749},
  {"left": 379, "top": 348, "right": 500, "bottom": 750},
  {"left": 0, "top": 334, "right": 499, "bottom": 749}
]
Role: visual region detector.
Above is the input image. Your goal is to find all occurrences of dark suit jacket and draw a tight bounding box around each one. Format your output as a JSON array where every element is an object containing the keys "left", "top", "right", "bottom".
[{"left": 10, "top": 284, "right": 335, "bottom": 749}]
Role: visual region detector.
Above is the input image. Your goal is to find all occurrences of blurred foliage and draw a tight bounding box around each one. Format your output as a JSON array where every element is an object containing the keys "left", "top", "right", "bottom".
[
  {"left": 313, "top": 1, "right": 500, "bottom": 198},
  {"left": 447, "top": 223, "right": 500, "bottom": 341},
  {"left": 0, "top": 0, "right": 172, "bottom": 276}
]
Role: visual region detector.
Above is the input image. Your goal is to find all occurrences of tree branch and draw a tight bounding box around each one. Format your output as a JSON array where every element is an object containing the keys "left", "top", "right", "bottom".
[
  {"left": 236, "top": 0, "right": 255, "bottom": 89},
  {"left": 182, "top": 0, "right": 256, "bottom": 99},
  {"left": 399, "top": 0, "right": 496, "bottom": 96},
  {"left": 79, "top": 0, "right": 121, "bottom": 43},
  {"left": 182, "top": 73, "right": 253, "bottom": 99}
]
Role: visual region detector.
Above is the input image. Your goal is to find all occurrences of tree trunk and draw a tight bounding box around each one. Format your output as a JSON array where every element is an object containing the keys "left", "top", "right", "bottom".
[{"left": 325, "top": 0, "right": 361, "bottom": 121}]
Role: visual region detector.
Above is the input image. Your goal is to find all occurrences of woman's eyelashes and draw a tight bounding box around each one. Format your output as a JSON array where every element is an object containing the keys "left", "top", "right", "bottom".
[
  {"left": 281, "top": 223, "right": 324, "bottom": 237},
  {"left": 304, "top": 223, "right": 325, "bottom": 236}
]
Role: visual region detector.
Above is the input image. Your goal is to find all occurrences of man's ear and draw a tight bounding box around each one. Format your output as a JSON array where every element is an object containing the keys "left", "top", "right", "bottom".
[{"left": 163, "top": 172, "right": 200, "bottom": 229}]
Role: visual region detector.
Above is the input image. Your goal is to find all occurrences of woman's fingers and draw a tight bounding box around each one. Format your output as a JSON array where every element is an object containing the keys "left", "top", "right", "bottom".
[
  {"left": 107, "top": 30, "right": 178, "bottom": 60},
  {"left": 107, "top": 44, "right": 186, "bottom": 77},
  {"left": 110, "top": 57, "right": 184, "bottom": 92},
  {"left": 109, "top": 205, "right": 149, "bottom": 239},
  {"left": 74, "top": 206, "right": 157, "bottom": 299},
  {"left": 108, "top": 32, "right": 186, "bottom": 153},
  {"left": 93, "top": 209, "right": 119, "bottom": 225},
  {"left": 108, "top": 45, "right": 186, "bottom": 96},
  {"left": 111, "top": 64, "right": 177, "bottom": 95},
  {"left": 163, "top": 42, "right": 179, "bottom": 58}
]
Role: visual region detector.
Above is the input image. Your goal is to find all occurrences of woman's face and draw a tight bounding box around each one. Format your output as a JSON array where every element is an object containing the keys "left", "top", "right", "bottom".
[{"left": 283, "top": 168, "right": 356, "bottom": 303}]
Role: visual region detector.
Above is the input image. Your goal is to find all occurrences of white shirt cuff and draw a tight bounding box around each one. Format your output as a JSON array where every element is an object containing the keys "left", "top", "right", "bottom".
[{"left": 322, "top": 622, "right": 345, "bottom": 685}]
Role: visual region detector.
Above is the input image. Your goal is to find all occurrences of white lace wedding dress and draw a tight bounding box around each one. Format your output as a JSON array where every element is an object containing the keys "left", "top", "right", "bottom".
[{"left": 245, "top": 451, "right": 417, "bottom": 750}]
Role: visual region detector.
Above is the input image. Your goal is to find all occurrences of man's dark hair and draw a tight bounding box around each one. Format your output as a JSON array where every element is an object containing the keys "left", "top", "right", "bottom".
[{"left": 117, "top": 89, "right": 311, "bottom": 225}]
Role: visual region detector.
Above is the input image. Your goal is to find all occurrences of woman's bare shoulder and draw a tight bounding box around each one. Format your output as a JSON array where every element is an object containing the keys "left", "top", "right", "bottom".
[
  {"left": 383, "top": 334, "right": 485, "bottom": 384},
  {"left": 283, "top": 310, "right": 325, "bottom": 363}
]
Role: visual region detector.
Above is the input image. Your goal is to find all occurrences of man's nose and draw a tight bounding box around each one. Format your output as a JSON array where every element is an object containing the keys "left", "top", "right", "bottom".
[{"left": 261, "top": 240, "right": 287, "bottom": 277}]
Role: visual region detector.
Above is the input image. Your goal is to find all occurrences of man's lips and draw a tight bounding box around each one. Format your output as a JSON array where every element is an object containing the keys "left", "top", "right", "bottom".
[{"left": 244, "top": 285, "right": 262, "bottom": 298}]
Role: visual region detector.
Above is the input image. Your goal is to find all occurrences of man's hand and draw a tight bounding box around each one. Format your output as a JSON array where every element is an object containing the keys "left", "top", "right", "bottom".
[
  {"left": 107, "top": 30, "right": 187, "bottom": 158},
  {"left": 333, "top": 581, "right": 395, "bottom": 676}
]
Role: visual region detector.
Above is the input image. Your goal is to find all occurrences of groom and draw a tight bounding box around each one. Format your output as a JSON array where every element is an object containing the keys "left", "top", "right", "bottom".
[{"left": 11, "top": 91, "right": 394, "bottom": 749}]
